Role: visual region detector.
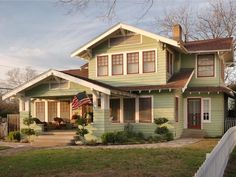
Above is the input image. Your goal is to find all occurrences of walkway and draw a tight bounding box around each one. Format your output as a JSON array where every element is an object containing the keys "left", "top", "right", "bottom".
[{"left": 0, "top": 138, "right": 202, "bottom": 156}]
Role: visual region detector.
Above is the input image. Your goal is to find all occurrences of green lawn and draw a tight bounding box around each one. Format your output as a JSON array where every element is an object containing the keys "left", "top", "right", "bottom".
[
  {"left": 0, "top": 140, "right": 217, "bottom": 177},
  {"left": 224, "top": 148, "right": 236, "bottom": 177}
]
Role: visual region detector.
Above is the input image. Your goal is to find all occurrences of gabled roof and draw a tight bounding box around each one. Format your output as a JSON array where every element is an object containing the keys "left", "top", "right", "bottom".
[
  {"left": 2, "top": 69, "right": 136, "bottom": 100},
  {"left": 184, "top": 37, "right": 233, "bottom": 53},
  {"left": 71, "top": 23, "right": 180, "bottom": 58},
  {"left": 118, "top": 68, "right": 194, "bottom": 92}
]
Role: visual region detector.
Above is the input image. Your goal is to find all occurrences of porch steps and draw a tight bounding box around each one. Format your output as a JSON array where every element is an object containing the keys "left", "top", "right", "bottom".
[
  {"left": 31, "top": 130, "right": 76, "bottom": 147},
  {"left": 181, "top": 129, "right": 206, "bottom": 138}
]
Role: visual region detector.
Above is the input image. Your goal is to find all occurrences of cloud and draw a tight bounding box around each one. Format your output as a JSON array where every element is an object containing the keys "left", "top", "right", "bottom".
[{"left": 9, "top": 47, "right": 45, "bottom": 58}]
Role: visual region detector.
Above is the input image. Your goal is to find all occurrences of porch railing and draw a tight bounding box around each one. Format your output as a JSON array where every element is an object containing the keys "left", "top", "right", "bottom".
[
  {"left": 224, "top": 117, "right": 236, "bottom": 132},
  {"left": 194, "top": 126, "right": 236, "bottom": 177}
]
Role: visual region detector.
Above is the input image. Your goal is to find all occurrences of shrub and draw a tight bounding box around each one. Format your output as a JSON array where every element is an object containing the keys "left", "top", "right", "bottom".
[
  {"left": 8, "top": 131, "right": 21, "bottom": 141},
  {"left": 164, "top": 132, "right": 174, "bottom": 141},
  {"left": 154, "top": 118, "right": 168, "bottom": 125},
  {"left": 155, "top": 126, "right": 169, "bottom": 134},
  {"left": 124, "top": 123, "right": 134, "bottom": 134},
  {"left": 114, "top": 131, "right": 128, "bottom": 143},
  {"left": 101, "top": 132, "right": 116, "bottom": 144},
  {"left": 85, "top": 139, "right": 97, "bottom": 146},
  {"left": 21, "top": 128, "right": 35, "bottom": 136}
]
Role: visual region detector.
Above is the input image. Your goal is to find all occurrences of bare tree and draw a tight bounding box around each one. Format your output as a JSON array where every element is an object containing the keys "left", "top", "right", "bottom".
[
  {"left": 196, "top": 0, "right": 236, "bottom": 40},
  {"left": 58, "top": 0, "right": 154, "bottom": 22},
  {"left": 156, "top": 4, "right": 196, "bottom": 41},
  {"left": 6, "top": 67, "right": 38, "bottom": 88}
]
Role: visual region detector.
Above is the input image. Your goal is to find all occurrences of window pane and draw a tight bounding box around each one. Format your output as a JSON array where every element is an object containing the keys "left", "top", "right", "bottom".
[
  {"left": 197, "top": 54, "right": 214, "bottom": 77},
  {"left": 97, "top": 56, "right": 108, "bottom": 76},
  {"left": 139, "top": 97, "right": 152, "bottom": 123},
  {"left": 143, "top": 51, "right": 155, "bottom": 73},
  {"left": 166, "top": 50, "right": 173, "bottom": 75},
  {"left": 110, "top": 99, "right": 120, "bottom": 123},
  {"left": 123, "top": 98, "right": 135, "bottom": 123},
  {"left": 127, "top": 52, "right": 139, "bottom": 74},
  {"left": 36, "top": 102, "right": 45, "bottom": 122},
  {"left": 60, "top": 101, "right": 70, "bottom": 121},
  {"left": 112, "top": 54, "right": 123, "bottom": 75},
  {"left": 48, "top": 101, "right": 57, "bottom": 122},
  {"left": 203, "top": 99, "right": 210, "bottom": 121}
]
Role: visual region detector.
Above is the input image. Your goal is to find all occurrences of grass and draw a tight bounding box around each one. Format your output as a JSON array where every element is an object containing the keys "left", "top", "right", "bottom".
[
  {"left": 224, "top": 148, "right": 236, "bottom": 177},
  {"left": 0, "top": 139, "right": 218, "bottom": 177}
]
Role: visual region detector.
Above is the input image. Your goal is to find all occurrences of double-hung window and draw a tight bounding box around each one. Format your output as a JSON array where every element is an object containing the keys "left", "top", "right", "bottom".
[
  {"left": 143, "top": 50, "right": 155, "bottom": 73},
  {"left": 202, "top": 98, "right": 211, "bottom": 122},
  {"left": 97, "top": 55, "right": 108, "bottom": 76},
  {"left": 139, "top": 97, "right": 152, "bottom": 123},
  {"left": 197, "top": 54, "right": 215, "bottom": 77},
  {"left": 112, "top": 54, "right": 123, "bottom": 75},
  {"left": 127, "top": 52, "right": 139, "bottom": 74}
]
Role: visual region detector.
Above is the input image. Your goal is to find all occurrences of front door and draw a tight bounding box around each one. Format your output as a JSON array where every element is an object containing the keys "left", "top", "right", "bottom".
[{"left": 188, "top": 98, "right": 201, "bottom": 129}]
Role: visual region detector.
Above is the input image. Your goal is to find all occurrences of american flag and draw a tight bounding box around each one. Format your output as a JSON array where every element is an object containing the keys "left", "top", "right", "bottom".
[{"left": 72, "top": 92, "right": 92, "bottom": 110}]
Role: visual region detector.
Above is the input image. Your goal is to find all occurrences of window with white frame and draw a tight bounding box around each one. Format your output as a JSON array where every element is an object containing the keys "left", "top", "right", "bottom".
[
  {"left": 197, "top": 54, "right": 215, "bottom": 77},
  {"left": 97, "top": 55, "right": 108, "bottom": 76},
  {"left": 202, "top": 98, "right": 211, "bottom": 122},
  {"left": 127, "top": 52, "right": 139, "bottom": 74},
  {"left": 143, "top": 50, "right": 155, "bottom": 73},
  {"left": 112, "top": 54, "right": 123, "bottom": 75}
]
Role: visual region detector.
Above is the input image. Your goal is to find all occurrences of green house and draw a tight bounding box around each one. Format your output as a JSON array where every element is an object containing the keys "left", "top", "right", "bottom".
[{"left": 2, "top": 23, "right": 235, "bottom": 139}]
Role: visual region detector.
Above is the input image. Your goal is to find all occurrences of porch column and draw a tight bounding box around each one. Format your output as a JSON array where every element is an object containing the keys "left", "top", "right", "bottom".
[
  {"left": 19, "top": 97, "right": 25, "bottom": 112},
  {"left": 45, "top": 100, "right": 48, "bottom": 122},
  {"left": 24, "top": 97, "right": 31, "bottom": 112},
  {"left": 101, "top": 93, "right": 110, "bottom": 110},
  {"left": 92, "top": 90, "right": 99, "bottom": 108},
  {"left": 120, "top": 97, "right": 124, "bottom": 123},
  {"left": 135, "top": 96, "right": 139, "bottom": 123}
]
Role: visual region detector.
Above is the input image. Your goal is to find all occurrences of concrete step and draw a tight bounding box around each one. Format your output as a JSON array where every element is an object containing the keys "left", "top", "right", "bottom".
[{"left": 181, "top": 129, "right": 206, "bottom": 138}]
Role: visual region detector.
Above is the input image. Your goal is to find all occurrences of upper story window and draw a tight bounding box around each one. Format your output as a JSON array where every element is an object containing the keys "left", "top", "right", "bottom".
[
  {"left": 112, "top": 54, "right": 123, "bottom": 75},
  {"left": 143, "top": 50, "right": 155, "bottom": 73},
  {"left": 127, "top": 52, "right": 139, "bottom": 74},
  {"left": 197, "top": 54, "right": 215, "bottom": 77},
  {"left": 166, "top": 50, "right": 173, "bottom": 75},
  {"left": 50, "top": 79, "right": 69, "bottom": 90},
  {"left": 97, "top": 55, "right": 108, "bottom": 76}
]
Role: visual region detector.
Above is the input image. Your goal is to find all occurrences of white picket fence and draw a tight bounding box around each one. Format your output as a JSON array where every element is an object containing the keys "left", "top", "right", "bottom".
[{"left": 194, "top": 126, "right": 236, "bottom": 177}]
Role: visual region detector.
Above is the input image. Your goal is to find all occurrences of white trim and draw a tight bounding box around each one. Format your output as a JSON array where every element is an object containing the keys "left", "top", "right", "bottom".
[
  {"left": 188, "top": 49, "right": 232, "bottom": 54},
  {"left": 182, "top": 70, "right": 195, "bottom": 92},
  {"left": 57, "top": 101, "right": 61, "bottom": 118},
  {"left": 2, "top": 69, "right": 112, "bottom": 100},
  {"left": 202, "top": 98, "right": 211, "bottom": 123},
  {"left": 195, "top": 53, "right": 216, "bottom": 79},
  {"left": 120, "top": 97, "right": 124, "bottom": 123},
  {"left": 186, "top": 97, "right": 202, "bottom": 129},
  {"left": 71, "top": 23, "right": 179, "bottom": 58},
  {"left": 45, "top": 100, "right": 48, "bottom": 122},
  {"left": 135, "top": 97, "right": 139, "bottom": 123}
]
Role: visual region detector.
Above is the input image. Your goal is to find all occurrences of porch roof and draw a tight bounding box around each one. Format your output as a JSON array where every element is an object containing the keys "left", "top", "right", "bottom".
[
  {"left": 118, "top": 68, "right": 194, "bottom": 92},
  {"left": 2, "top": 69, "right": 137, "bottom": 100},
  {"left": 185, "top": 86, "right": 235, "bottom": 97}
]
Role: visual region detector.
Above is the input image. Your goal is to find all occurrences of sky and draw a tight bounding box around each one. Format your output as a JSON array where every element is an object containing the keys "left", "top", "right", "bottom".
[{"left": 0, "top": 0, "right": 208, "bottom": 83}]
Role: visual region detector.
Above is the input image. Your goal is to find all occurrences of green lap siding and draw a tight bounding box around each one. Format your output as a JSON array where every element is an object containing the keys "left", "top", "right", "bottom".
[
  {"left": 25, "top": 82, "right": 91, "bottom": 98},
  {"left": 184, "top": 93, "right": 224, "bottom": 137},
  {"left": 89, "top": 35, "right": 167, "bottom": 86}
]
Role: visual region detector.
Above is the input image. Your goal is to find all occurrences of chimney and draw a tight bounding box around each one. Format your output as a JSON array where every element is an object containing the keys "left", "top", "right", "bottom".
[{"left": 172, "top": 24, "right": 182, "bottom": 42}]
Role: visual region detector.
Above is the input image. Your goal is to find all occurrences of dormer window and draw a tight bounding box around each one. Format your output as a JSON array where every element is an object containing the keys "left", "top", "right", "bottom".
[
  {"left": 143, "top": 50, "right": 155, "bottom": 73},
  {"left": 97, "top": 55, "right": 108, "bottom": 76},
  {"left": 127, "top": 52, "right": 139, "bottom": 74},
  {"left": 50, "top": 79, "right": 69, "bottom": 90},
  {"left": 197, "top": 54, "right": 215, "bottom": 77}
]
